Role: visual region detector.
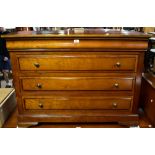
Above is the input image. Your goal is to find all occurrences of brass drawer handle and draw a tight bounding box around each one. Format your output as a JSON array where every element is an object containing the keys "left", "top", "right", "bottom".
[
  {"left": 150, "top": 99, "right": 154, "bottom": 103},
  {"left": 36, "top": 83, "right": 42, "bottom": 88},
  {"left": 114, "top": 83, "right": 119, "bottom": 88},
  {"left": 34, "top": 62, "right": 40, "bottom": 68},
  {"left": 115, "top": 62, "right": 121, "bottom": 67},
  {"left": 38, "top": 103, "right": 44, "bottom": 108},
  {"left": 112, "top": 103, "right": 117, "bottom": 108}
]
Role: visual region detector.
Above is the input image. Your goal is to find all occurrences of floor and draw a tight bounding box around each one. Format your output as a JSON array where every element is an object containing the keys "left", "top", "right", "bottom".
[{"left": 2, "top": 107, "right": 152, "bottom": 128}]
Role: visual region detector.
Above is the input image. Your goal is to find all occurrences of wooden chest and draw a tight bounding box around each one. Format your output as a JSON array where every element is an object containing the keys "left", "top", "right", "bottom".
[{"left": 2, "top": 29, "right": 150, "bottom": 127}]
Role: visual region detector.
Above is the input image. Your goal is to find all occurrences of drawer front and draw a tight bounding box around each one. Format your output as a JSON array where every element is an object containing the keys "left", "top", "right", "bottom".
[
  {"left": 7, "top": 39, "right": 148, "bottom": 50},
  {"left": 24, "top": 96, "right": 132, "bottom": 110},
  {"left": 21, "top": 77, "right": 134, "bottom": 91},
  {"left": 18, "top": 54, "right": 137, "bottom": 71}
]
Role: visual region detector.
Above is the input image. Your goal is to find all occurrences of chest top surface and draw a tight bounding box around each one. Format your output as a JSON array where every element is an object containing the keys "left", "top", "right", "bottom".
[{"left": 1, "top": 28, "right": 150, "bottom": 39}]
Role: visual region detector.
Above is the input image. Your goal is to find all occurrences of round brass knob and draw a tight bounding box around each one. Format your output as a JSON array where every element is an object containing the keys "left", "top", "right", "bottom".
[
  {"left": 148, "top": 124, "right": 152, "bottom": 128},
  {"left": 34, "top": 63, "right": 40, "bottom": 68},
  {"left": 38, "top": 103, "right": 43, "bottom": 108},
  {"left": 112, "top": 103, "right": 117, "bottom": 108},
  {"left": 37, "top": 83, "right": 42, "bottom": 88},
  {"left": 150, "top": 99, "right": 154, "bottom": 103},
  {"left": 114, "top": 83, "right": 119, "bottom": 88},
  {"left": 116, "top": 62, "right": 121, "bottom": 67}
]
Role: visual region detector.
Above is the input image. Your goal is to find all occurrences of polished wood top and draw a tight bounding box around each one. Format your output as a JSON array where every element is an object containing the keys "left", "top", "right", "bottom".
[{"left": 1, "top": 28, "right": 151, "bottom": 39}]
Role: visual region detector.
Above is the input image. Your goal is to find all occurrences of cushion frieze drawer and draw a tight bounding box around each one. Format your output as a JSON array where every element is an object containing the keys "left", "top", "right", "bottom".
[
  {"left": 24, "top": 96, "right": 132, "bottom": 110},
  {"left": 21, "top": 77, "right": 134, "bottom": 91},
  {"left": 18, "top": 54, "right": 138, "bottom": 72}
]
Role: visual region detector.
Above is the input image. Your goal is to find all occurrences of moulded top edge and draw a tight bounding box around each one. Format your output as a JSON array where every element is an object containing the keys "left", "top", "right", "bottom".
[{"left": 1, "top": 29, "right": 151, "bottom": 39}]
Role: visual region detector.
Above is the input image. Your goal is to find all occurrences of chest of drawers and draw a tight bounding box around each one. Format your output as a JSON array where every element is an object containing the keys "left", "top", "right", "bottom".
[{"left": 2, "top": 29, "right": 150, "bottom": 127}]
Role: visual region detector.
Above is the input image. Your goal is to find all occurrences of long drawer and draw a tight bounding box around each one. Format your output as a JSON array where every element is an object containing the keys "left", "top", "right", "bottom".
[
  {"left": 24, "top": 96, "right": 132, "bottom": 110},
  {"left": 18, "top": 53, "right": 137, "bottom": 71},
  {"left": 21, "top": 77, "right": 134, "bottom": 91}
]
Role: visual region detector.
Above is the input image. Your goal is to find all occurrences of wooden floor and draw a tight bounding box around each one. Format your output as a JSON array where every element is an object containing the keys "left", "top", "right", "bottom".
[{"left": 2, "top": 107, "right": 152, "bottom": 128}]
